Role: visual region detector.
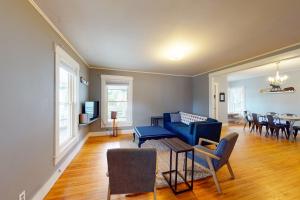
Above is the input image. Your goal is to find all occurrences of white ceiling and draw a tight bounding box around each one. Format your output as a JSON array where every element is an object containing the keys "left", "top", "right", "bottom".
[
  {"left": 34, "top": 0, "right": 300, "bottom": 76},
  {"left": 227, "top": 56, "right": 300, "bottom": 81}
]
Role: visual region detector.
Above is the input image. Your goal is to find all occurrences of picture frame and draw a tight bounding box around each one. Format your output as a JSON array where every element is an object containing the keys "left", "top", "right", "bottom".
[{"left": 219, "top": 92, "right": 225, "bottom": 102}]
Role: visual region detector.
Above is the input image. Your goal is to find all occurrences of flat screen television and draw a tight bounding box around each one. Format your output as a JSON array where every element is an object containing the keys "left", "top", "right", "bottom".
[{"left": 83, "top": 101, "right": 99, "bottom": 120}]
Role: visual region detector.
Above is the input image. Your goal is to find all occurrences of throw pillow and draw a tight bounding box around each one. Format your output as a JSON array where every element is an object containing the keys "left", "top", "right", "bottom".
[
  {"left": 180, "top": 112, "right": 207, "bottom": 125},
  {"left": 170, "top": 113, "right": 181, "bottom": 122}
]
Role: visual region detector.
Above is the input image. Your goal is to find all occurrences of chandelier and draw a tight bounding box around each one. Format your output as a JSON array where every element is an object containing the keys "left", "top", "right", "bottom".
[{"left": 268, "top": 62, "right": 288, "bottom": 86}]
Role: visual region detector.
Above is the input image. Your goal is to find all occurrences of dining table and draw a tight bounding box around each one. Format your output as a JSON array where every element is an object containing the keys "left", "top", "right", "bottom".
[{"left": 258, "top": 113, "right": 300, "bottom": 139}]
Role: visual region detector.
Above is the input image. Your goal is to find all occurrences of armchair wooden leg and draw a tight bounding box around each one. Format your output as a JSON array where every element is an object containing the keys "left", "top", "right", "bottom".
[
  {"left": 206, "top": 157, "right": 222, "bottom": 194},
  {"left": 107, "top": 185, "right": 110, "bottom": 200},
  {"left": 212, "top": 171, "right": 222, "bottom": 194},
  {"left": 227, "top": 161, "right": 235, "bottom": 179}
]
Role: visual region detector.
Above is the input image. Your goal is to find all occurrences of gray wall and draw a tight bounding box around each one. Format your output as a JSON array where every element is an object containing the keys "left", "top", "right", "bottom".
[
  {"left": 229, "top": 70, "right": 300, "bottom": 115},
  {"left": 192, "top": 73, "right": 210, "bottom": 116},
  {"left": 89, "top": 68, "right": 193, "bottom": 131},
  {"left": 0, "top": 1, "right": 89, "bottom": 199}
]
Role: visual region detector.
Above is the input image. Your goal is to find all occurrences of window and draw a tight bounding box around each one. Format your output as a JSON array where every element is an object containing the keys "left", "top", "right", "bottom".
[
  {"left": 55, "top": 45, "right": 79, "bottom": 164},
  {"left": 228, "top": 86, "right": 245, "bottom": 115},
  {"left": 101, "top": 75, "right": 133, "bottom": 127}
]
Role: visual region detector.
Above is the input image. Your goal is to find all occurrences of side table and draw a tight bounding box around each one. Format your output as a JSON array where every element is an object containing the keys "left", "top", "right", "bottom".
[
  {"left": 161, "top": 138, "right": 194, "bottom": 194},
  {"left": 150, "top": 116, "right": 163, "bottom": 126}
]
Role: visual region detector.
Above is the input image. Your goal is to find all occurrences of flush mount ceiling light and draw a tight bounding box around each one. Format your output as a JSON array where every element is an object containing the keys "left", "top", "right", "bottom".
[
  {"left": 164, "top": 42, "right": 193, "bottom": 61},
  {"left": 168, "top": 44, "right": 187, "bottom": 61}
]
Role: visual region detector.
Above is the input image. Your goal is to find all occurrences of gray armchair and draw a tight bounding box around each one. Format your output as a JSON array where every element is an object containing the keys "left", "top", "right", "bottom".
[
  {"left": 106, "top": 148, "right": 157, "bottom": 200},
  {"left": 190, "top": 132, "right": 239, "bottom": 193}
]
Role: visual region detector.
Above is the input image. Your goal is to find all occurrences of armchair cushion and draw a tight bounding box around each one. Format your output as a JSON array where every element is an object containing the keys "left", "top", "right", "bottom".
[
  {"left": 213, "top": 133, "right": 239, "bottom": 170},
  {"left": 107, "top": 148, "right": 157, "bottom": 194},
  {"left": 189, "top": 133, "right": 239, "bottom": 171}
]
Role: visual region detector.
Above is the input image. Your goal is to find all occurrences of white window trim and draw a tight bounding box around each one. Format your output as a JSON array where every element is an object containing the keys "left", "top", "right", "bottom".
[
  {"left": 101, "top": 75, "right": 133, "bottom": 127},
  {"left": 54, "top": 45, "right": 80, "bottom": 165}
]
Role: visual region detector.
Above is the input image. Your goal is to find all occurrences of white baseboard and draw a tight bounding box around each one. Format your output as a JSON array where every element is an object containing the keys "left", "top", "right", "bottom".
[
  {"left": 32, "top": 133, "right": 89, "bottom": 200},
  {"left": 89, "top": 129, "right": 134, "bottom": 137}
]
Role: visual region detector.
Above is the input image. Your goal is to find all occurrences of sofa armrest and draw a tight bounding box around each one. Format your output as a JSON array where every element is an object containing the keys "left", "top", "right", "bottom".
[
  {"left": 163, "top": 113, "right": 171, "bottom": 127},
  {"left": 192, "top": 121, "right": 222, "bottom": 145}
]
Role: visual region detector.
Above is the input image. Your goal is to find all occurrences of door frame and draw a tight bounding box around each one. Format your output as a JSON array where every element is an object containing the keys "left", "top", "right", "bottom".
[{"left": 208, "top": 46, "right": 300, "bottom": 119}]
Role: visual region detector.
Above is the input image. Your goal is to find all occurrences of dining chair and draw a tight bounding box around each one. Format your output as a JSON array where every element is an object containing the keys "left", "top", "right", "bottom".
[
  {"left": 266, "top": 115, "right": 287, "bottom": 139},
  {"left": 293, "top": 126, "right": 300, "bottom": 140},
  {"left": 190, "top": 133, "right": 239, "bottom": 193},
  {"left": 251, "top": 113, "right": 268, "bottom": 135},
  {"left": 106, "top": 148, "right": 157, "bottom": 200},
  {"left": 243, "top": 111, "right": 253, "bottom": 130}
]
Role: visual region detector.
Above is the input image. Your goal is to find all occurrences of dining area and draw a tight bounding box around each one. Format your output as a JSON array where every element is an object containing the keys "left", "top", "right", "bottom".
[{"left": 243, "top": 111, "right": 300, "bottom": 140}]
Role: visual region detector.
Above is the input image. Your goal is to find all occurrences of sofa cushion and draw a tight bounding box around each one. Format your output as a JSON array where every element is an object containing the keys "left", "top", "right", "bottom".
[
  {"left": 180, "top": 112, "right": 207, "bottom": 125},
  {"left": 170, "top": 112, "right": 181, "bottom": 122},
  {"left": 165, "top": 122, "right": 189, "bottom": 131}
]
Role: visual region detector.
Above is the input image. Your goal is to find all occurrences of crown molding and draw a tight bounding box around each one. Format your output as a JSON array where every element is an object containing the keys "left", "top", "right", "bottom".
[
  {"left": 193, "top": 42, "right": 300, "bottom": 77},
  {"left": 89, "top": 66, "right": 193, "bottom": 77},
  {"left": 28, "top": 0, "right": 89, "bottom": 66}
]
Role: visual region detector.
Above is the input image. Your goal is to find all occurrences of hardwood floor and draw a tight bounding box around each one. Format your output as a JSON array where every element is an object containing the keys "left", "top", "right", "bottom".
[{"left": 45, "top": 126, "right": 300, "bottom": 200}]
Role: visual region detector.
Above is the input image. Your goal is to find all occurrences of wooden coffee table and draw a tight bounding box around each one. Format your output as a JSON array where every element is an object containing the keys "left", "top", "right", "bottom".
[{"left": 161, "top": 138, "right": 194, "bottom": 194}]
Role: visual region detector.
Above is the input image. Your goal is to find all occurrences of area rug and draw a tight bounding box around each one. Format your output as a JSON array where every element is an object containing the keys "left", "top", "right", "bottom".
[{"left": 119, "top": 139, "right": 211, "bottom": 188}]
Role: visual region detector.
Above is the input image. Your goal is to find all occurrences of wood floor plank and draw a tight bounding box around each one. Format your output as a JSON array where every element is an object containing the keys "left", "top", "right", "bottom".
[{"left": 45, "top": 126, "right": 300, "bottom": 200}]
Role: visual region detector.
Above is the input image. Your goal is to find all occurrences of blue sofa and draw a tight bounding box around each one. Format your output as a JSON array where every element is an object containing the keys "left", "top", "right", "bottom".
[{"left": 163, "top": 113, "right": 222, "bottom": 146}]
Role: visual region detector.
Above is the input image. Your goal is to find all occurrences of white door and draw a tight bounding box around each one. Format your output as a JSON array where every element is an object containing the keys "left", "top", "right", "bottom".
[{"left": 212, "top": 82, "right": 219, "bottom": 119}]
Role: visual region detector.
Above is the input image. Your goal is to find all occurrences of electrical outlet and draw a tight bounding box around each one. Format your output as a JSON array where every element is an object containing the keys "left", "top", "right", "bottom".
[{"left": 19, "top": 190, "right": 25, "bottom": 200}]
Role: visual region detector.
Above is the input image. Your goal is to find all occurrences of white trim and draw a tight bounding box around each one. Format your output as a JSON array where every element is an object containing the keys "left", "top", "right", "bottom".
[
  {"left": 101, "top": 75, "right": 133, "bottom": 128},
  {"left": 27, "top": 0, "right": 89, "bottom": 66},
  {"left": 208, "top": 47, "right": 300, "bottom": 119},
  {"left": 89, "top": 66, "right": 193, "bottom": 77},
  {"left": 193, "top": 43, "right": 300, "bottom": 77},
  {"left": 208, "top": 48, "right": 300, "bottom": 77},
  {"left": 55, "top": 45, "right": 80, "bottom": 165},
  {"left": 89, "top": 129, "right": 134, "bottom": 137},
  {"left": 32, "top": 133, "right": 89, "bottom": 200}
]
